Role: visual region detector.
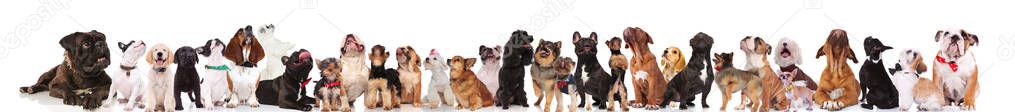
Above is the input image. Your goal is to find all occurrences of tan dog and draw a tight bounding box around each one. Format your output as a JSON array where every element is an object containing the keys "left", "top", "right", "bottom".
[
  {"left": 447, "top": 56, "right": 494, "bottom": 110},
  {"left": 622, "top": 27, "right": 667, "bottom": 109},
  {"left": 741, "top": 36, "right": 788, "bottom": 110},
  {"left": 531, "top": 40, "right": 562, "bottom": 112},
  {"left": 365, "top": 45, "right": 401, "bottom": 110},
  {"left": 661, "top": 47, "right": 687, "bottom": 81},
  {"left": 605, "top": 37, "right": 630, "bottom": 111},
  {"left": 339, "top": 34, "right": 369, "bottom": 105},
  {"left": 932, "top": 29, "right": 979, "bottom": 110},
  {"left": 713, "top": 52, "right": 762, "bottom": 111},
  {"left": 891, "top": 49, "right": 945, "bottom": 111},
  {"left": 814, "top": 29, "right": 861, "bottom": 110},
  {"left": 145, "top": 43, "right": 176, "bottom": 111},
  {"left": 396, "top": 46, "right": 422, "bottom": 107},
  {"left": 314, "top": 58, "right": 349, "bottom": 111}
]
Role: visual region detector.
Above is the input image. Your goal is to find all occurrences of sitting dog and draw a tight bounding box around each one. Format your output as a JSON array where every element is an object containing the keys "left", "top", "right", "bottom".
[
  {"left": 858, "top": 36, "right": 899, "bottom": 109},
  {"left": 531, "top": 39, "right": 563, "bottom": 111},
  {"left": 773, "top": 37, "right": 818, "bottom": 111},
  {"left": 106, "top": 40, "right": 147, "bottom": 111},
  {"left": 365, "top": 45, "right": 403, "bottom": 110},
  {"left": 255, "top": 24, "right": 295, "bottom": 82},
  {"left": 548, "top": 57, "right": 573, "bottom": 112},
  {"left": 622, "top": 27, "right": 667, "bottom": 109},
  {"left": 933, "top": 29, "right": 979, "bottom": 110},
  {"left": 890, "top": 49, "right": 945, "bottom": 111},
  {"left": 395, "top": 46, "right": 423, "bottom": 106},
  {"left": 314, "top": 57, "right": 350, "bottom": 111},
  {"left": 814, "top": 29, "right": 861, "bottom": 110},
  {"left": 195, "top": 39, "right": 231, "bottom": 108},
  {"left": 660, "top": 32, "right": 715, "bottom": 109},
  {"left": 604, "top": 37, "right": 629, "bottom": 111},
  {"left": 661, "top": 47, "right": 687, "bottom": 81},
  {"left": 448, "top": 56, "right": 495, "bottom": 110},
  {"left": 340, "top": 34, "right": 369, "bottom": 106},
  {"left": 255, "top": 49, "right": 316, "bottom": 111},
  {"left": 145, "top": 43, "right": 176, "bottom": 111},
  {"left": 741, "top": 36, "right": 788, "bottom": 110},
  {"left": 19, "top": 31, "right": 112, "bottom": 110},
  {"left": 572, "top": 32, "right": 619, "bottom": 110},
  {"left": 173, "top": 46, "right": 204, "bottom": 110},
  {"left": 422, "top": 49, "right": 456, "bottom": 108},
  {"left": 712, "top": 52, "right": 762, "bottom": 111},
  {"left": 477, "top": 45, "right": 502, "bottom": 100},
  {"left": 496, "top": 30, "right": 533, "bottom": 109},
  {"left": 222, "top": 25, "right": 265, "bottom": 108}
]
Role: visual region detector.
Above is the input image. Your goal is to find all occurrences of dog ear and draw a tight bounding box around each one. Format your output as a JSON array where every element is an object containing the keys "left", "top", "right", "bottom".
[
  {"left": 118, "top": 41, "right": 128, "bottom": 52},
  {"left": 889, "top": 63, "right": 902, "bottom": 74},
  {"left": 590, "top": 32, "right": 598, "bottom": 42},
  {"left": 465, "top": 58, "right": 477, "bottom": 68},
  {"left": 146, "top": 47, "right": 155, "bottom": 64},
  {"left": 962, "top": 30, "right": 979, "bottom": 46},
  {"left": 847, "top": 48, "right": 858, "bottom": 63},
  {"left": 479, "top": 45, "right": 486, "bottom": 56},
  {"left": 935, "top": 30, "right": 944, "bottom": 42},
  {"left": 281, "top": 56, "right": 290, "bottom": 64},
  {"left": 815, "top": 45, "right": 826, "bottom": 59},
  {"left": 646, "top": 33, "right": 654, "bottom": 44},
  {"left": 554, "top": 41, "right": 562, "bottom": 50},
  {"left": 573, "top": 31, "right": 581, "bottom": 45},
  {"left": 446, "top": 59, "right": 451, "bottom": 68},
  {"left": 166, "top": 48, "right": 175, "bottom": 66},
  {"left": 223, "top": 28, "right": 246, "bottom": 64},
  {"left": 915, "top": 56, "right": 928, "bottom": 74},
  {"left": 766, "top": 43, "right": 772, "bottom": 55},
  {"left": 247, "top": 36, "right": 266, "bottom": 63},
  {"left": 59, "top": 32, "right": 84, "bottom": 53}
]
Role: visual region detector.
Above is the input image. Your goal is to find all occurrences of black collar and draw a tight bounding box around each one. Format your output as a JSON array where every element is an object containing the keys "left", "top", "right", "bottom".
[
  {"left": 610, "top": 50, "right": 622, "bottom": 55},
  {"left": 121, "top": 65, "right": 136, "bottom": 76},
  {"left": 153, "top": 67, "right": 167, "bottom": 72}
]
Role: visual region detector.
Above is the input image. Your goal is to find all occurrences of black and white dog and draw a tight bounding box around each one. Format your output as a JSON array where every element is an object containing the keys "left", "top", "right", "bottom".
[
  {"left": 496, "top": 30, "right": 534, "bottom": 109},
  {"left": 660, "top": 32, "right": 715, "bottom": 109},
  {"left": 255, "top": 49, "right": 317, "bottom": 111},
  {"left": 858, "top": 36, "right": 899, "bottom": 109},
  {"left": 572, "top": 32, "right": 616, "bottom": 109}
]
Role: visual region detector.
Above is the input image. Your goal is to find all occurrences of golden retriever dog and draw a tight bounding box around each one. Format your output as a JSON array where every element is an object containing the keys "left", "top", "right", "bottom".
[
  {"left": 448, "top": 56, "right": 494, "bottom": 110},
  {"left": 813, "top": 29, "right": 861, "bottom": 110},
  {"left": 145, "top": 43, "right": 176, "bottom": 111}
]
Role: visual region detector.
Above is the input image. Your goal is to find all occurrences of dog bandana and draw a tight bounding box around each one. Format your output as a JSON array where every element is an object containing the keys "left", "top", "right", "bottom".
[
  {"left": 936, "top": 55, "right": 958, "bottom": 72},
  {"left": 300, "top": 78, "right": 313, "bottom": 88},
  {"left": 121, "top": 65, "right": 136, "bottom": 76},
  {"left": 205, "top": 65, "right": 230, "bottom": 71},
  {"left": 323, "top": 80, "right": 342, "bottom": 88}
]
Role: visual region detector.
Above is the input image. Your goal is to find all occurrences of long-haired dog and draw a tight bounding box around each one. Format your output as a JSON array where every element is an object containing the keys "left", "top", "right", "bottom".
[
  {"left": 195, "top": 39, "right": 231, "bottom": 109},
  {"left": 660, "top": 32, "right": 715, "bottom": 109},
  {"left": 773, "top": 37, "right": 818, "bottom": 111},
  {"left": 548, "top": 57, "right": 573, "bottom": 112},
  {"left": 255, "top": 24, "right": 295, "bottom": 83},
  {"left": 314, "top": 58, "right": 350, "bottom": 111},
  {"left": 477, "top": 45, "right": 502, "bottom": 100},
  {"left": 222, "top": 25, "right": 265, "bottom": 108},
  {"left": 622, "top": 27, "right": 667, "bottom": 109},
  {"left": 496, "top": 30, "right": 534, "bottom": 109},
  {"left": 255, "top": 49, "right": 316, "bottom": 111},
  {"left": 396, "top": 46, "right": 423, "bottom": 107},
  {"left": 339, "top": 34, "right": 369, "bottom": 106},
  {"left": 605, "top": 37, "right": 630, "bottom": 111},
  {"left": 145, "top": 43, "right": 176, "bottom": 111},
  {"left": 933, "top": 29, "right": 979, "bottom": 110},
  {"left": 173, "top": 46, "right": 204, "bottom": 110},
  {"left": 741, "top": 36, "right": 788, "bottom": 110},
  {"left": 814, "top": 29, "right": 861, "bottom": 110},
  {"left": 365, "top": 45, "right": 402, "bottom": 110},
  {"left": 107, "top": 40, "right": 147, "bottom": 111},
  {"left": 890, "top": 49, "right": 945, "bottom": 111},
  {"left": 19, "top": 31, "right": 112, "bottom": 110},
  {"left": 531, "top": 39, "right": 563, "bottom": 110},
  {"left": 712, "top": 52, "right": 762, "bottom": 111},
  {"left": 661, "top": 47, "right": 687, "bottom": 81},
  {"left": 572, "top": 32, "right": 620, "bottom": 110},
  {"left": 448, "top": 56, "right": 495, "bottom": 110},
  {"left": 858, "top": 36, "right": 899, "bottom": 109},
  {"left": 422, "top": 49, "right": 456, "bottom": 108}
]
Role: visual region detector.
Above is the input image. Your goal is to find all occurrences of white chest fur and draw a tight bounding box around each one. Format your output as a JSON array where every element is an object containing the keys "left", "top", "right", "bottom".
[{"left": 934, "top": 53, "right": 976, "bottom": 99}]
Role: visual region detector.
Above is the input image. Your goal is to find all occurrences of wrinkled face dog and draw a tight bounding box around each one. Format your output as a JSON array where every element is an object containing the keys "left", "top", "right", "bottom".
[
  {"left": 343, "top": 34, "right": 366, "bottom": 56},
  {"left": 395, "top": 46, "right": 423, "bottom": 106},
  {"left": 257, "top": 49, "right": 315, "bottom": 111},
  {"left": 813, "top": 29, "right": 861, "bottom": 110},
  {"left": 479, "top": 45, "right": 502, "bottom": 64},
  {"left": 661, "top": 47, "right": 687, "bottom": 79},
  {"left": 622, "top": 27, "right": 667, "bottom": 109},
  {"left": 477, "top": 45, "right": 502, "bottom": 100},
  {"left": 933, "top": 29, "right": 979, "bottom": 110},
  {"left": 18, "top": 30, "right": 111, "bottom": 110},
  {"left": 740, "top": 36, "right": 772, "bottom": 70}
]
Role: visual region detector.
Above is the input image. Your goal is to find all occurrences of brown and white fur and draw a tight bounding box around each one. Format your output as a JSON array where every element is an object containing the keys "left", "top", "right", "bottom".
[
  {"left": 339, "top": 34, "right": 369, "bottom": 105},
  {"left": 660, "top": 47, "right": 687, "bottom": 81},
  {"left": 712, "top": 52, "right": 762, "bottom": 112},
  {"left": 605, "top": 37, "right": 629, "bottom": 111},
  {"left": 932, "top": 29, "right": 979, "bottom": 110},
  {"left": 222, "top": 26, "right": 265, "bottom": 108},
  {"left": 741, "top": 36, "right": 787, "bottom": 111},
  {"left": 315, "top": 58, "right": 350, "bottom": 111},
  {"left": 891, "top": 49, "right": 945, "bottom": 111},
  {"left": 622, "top": 27, "right": 667, "bottom": 109},
  {"left": 145, "top": 43, "right": 176, "bottom": 111},
  {"left": 447, "top": 56, "right": 495, "bottom": 110},
  {"left": 395, "top": 46, "right": 422, "bottom": 107},
  {"left": 477, "top": 45, "right": 502, "bottom": 100},
  {"left": 196, "top": 39, "right": 231, "bottom": 109},
  {"left": 813, "top": 29, "right": 861, "bottom": 110}
]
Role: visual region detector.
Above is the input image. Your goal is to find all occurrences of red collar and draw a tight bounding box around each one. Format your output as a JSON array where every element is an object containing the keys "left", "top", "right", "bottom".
[
  {"left": 300, "top": 78, "right": 313, "bottom": 88},
  {"left": 323, "top": 80, "right": 342, "bottom": 87},
  {"left": 715, "top": 66, "right": 722, "bottom": 71},
  {"left": 936, "top": 55, "right": 958, "bottom": 72}
]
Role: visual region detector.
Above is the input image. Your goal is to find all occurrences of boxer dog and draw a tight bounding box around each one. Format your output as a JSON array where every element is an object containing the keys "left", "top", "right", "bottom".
[
  {"left": 496, "top": 30, "right": 533, "bottom": 109},
  {"left": 814, "top": 29, "right": 861, "bottom": 110},
  {"left": 605, "top": 37, "right": 630, "bottom": 111},
  {"left": 106, "top": 40, "right": 146, "bottom": 111},
  {"left": 622, "top": 27, "right": 667, "bottom": 109},
  {"left": 448, "top": 56, "right": 495, "bottom": 110},
  {"left": 858, "top": 36, "right": 899, "bottom": 109},
  {"left": 340, "top": 34, "right": 369, "bottom": 106},
  {"left": 18, "top": 30, "right": 112, "bottom": 110},
  {"left": 890, "top": 49, "right": 945, "bottom": 111},
  {"left": 255, "top": 24, "right": 295, "bottom": 82},
  {"left": 173, "top": 46, "right": 204, "bottom": 110},
  {"left": 314, "top": 58, "right": 350, "bottom": 111},
  {"left": 660, "top": 32, "right": 714, "bottom": 110},
  {"left": 773, "top": 37, "right": 817, "bottom": 111},
  {"left": 712, "top": 52, "right": 762, "bottom": 111},
  {"left": 145, "top": 43, "right": 176, "bottom": 111},
  {"left": 422, "top": 49, "right": 456, "bottom": 108},
  {"left": 365, "top": 45, "right": 403, "bottom": 110},
  {"left": 223, "top": 25, "right": 265, "bottom": 108},
  {"left": 255, "top": 49, "right": 316, "bottom": 111},
  {"left": 933, "top": 29, "right": 979, "bottom": 110},
  {"left": 396, "top": 46, "right": 422, "bottom": 106},
  {"left": 195, "top": 39, "right": 231, "bottom": 109},
  {"left": 477, "top": 45, "right": 502, "bottom": 100}
]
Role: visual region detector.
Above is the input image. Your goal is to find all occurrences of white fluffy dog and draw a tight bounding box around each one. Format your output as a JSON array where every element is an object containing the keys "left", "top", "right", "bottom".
[
  {"left": 145, "top": 43, "right": 176, "bottom": 111},
  {"left": 106, "top": 40, "right": 147, "bottom": 111},
  {"left": 421, "top": 49, "right": 456, "bottom": 108},
  {"left": 255, "top": 24, "right": 295, "bottom": 80},
  {"left": 196, "top": 39, "right": 231, "bottom": 109}
]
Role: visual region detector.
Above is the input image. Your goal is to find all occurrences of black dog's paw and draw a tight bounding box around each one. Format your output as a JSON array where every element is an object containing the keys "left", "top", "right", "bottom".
[
  {"left": 861, "top": 103, "right": 874, "bottom": 109},
  {"left": 702, "top": 104, "right": 710, "bottom": 108},
  {"left": 81, "top": 95, "right": 102, "bottom": 109},
  {"left": 686, "top": 102, "right": 695, "bottom": 106},
  {"left": 175, "top": 105, "right": 185, "bottom": 110},
  {"left": 301, "top": 104, "right": 313, "bottom": 111},
  {"left": 18, "top": 87, "right": 31, "bottom": 93}
]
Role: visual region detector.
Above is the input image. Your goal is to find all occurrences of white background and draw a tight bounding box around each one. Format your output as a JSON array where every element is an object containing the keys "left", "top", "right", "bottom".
[{"left": 2, "top": 0, "right": 1013, "bottom": 111}]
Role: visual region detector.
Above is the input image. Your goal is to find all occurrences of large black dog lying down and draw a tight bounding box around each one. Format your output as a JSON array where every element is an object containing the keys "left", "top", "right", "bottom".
[
  {"left": 19, "top": 30, "right": 112, "bottom": 110},
  {"left": 255, "top": 49, "right": 317, "bottom": 111}
]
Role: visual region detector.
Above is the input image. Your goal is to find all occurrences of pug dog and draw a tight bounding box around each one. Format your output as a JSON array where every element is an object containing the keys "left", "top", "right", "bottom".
[{"left": 19, "top": 31, "right": 112, "bottom": 110}]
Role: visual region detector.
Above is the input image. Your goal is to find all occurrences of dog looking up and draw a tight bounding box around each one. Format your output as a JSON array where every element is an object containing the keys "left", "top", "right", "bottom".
[
  {"left": 890, "top": 49, "right": 945, "bottom": 111},
  {"left": 661, "top": 47, "right": 687, "bottom": 81},
  {"left": 196, "top": 39, "right": 231, "bottom": 109},
  {"left": 107, "top": 40, "right": 146, "bottom": 111},
  {"left": 740, "top": 36, "right": 788, "bottom": 110},
  {"left": 622, "top": 27, "right": 667, "bottom": 109},
  {"left": 18, "top": 31, "right": 112, "bottom": 110},
  {"left": 477, "top": 45, "right": 502, "bottom": 100},
  {"left": 496, "top": 30, "right": 534, "bottom": 109},
  {"left": 365, "top": 45, "right": 402, "bottom": 110},
  {"left": 173, "top": 46, "right": 204, "bottom": 110},
  {"left": 660, "top": 32, "right": 715, "bottom": 110},
  {"left": 222, "top": 25, "right": 265, "bottom": 108},
  {"left": 572, "top": 32, "right": 619, "bottom": 110},
  {"left": 773, "top": 37, "right": 817, "bottom": 111},
  {"left": 145, "top": 43, "right": 176, "bottom": 111},
  {"left": 255, "top": 49, "right": 317, "bottom": 111},
  {"left": 814, "top": 29, "right": 861, "bottom": 110},
  {"left": 605, "top": 37, "right": 629, "bottom": 111},
  {"left": 422, "top": 49, "right": 456, "bottom": 108},
  {"left": 858, "top": 36, "right": 899, "bottom": 109},
  {"left": 339, "top": 34, "right": 369, "bottom": 106},
  {"left": 395, "top": 46, "right": 423, "bottom": 107},
  {"left": 712, "top": 52, "right": 762, "bottom": 111},
  {"left": 933, "top": 29, "right": 979, "bottom": 110},
  {"left": 255, "top": 24, "right": 295, "bottom": 83},
  {"left": 531, "top": 39, "right": 563, "bottom": 110}
]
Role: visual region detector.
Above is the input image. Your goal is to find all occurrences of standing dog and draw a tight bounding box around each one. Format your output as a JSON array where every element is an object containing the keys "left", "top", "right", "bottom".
[
  {"left": 814, "top": 29, "right": 861, "bottom": 110},
  {"left": 340, "top": 34, "right": 369, "bottom": 106},
  {"left": 314, "top": 58, "right": 350, "bottom": 111},
  {"left": 660, "top": 32, "right": 715, "bottom": 109},
  {"left": 660, "top": 47, "right": 687, "bottom": 81},
  {"left": 196, "top": 39, "right": 231, "bottom": 108},
  {"left": 256, "top": 24, "right": 295, "bottom": 83},
  {"left": 107, "top": 40, "right": 147, "bottom": 111},
  {"left": 422, "top": 49, "right": 456, "bottom": 108},
  {"left": 223, "top": 25, "right": 265, "bottom": 108},
  {"left": 477, "top": 45, "right": 502, "bottom": 100},
  {"left": 396, "top": 46, "right": 423, "bottom": 106},
  {"left": 550, "top": 57, "right": 574, "bottom": 112},
  {"left": 605, "top": 37, "right": 630, "bottom": 111},
  {"left": 145, "top": 43, "right": 176, "bottom": 111},
  {"left": 173, "top": 46, "right": 204, "bottom": 110},
  {"left": 773, "top": 37, "right": 817, "bottom": 110},
  {"left": 858, "top": 36, "right": 899, "bottom": 109},
  {"left": 532, "top": 39, "right": 563, "bottom": 111},
  {"left": 890, "top": 49, "right": 945, "bottom": 111},
  {"left": 741, "top": 36, "right": 788, "bottom": 110},
  {"left": 933, "top": 29, "right": 979, "bottom": 110},
  {"left": 622, "top": 27, "right": 667, "bottom": 109},
  {"left": 712, "top": 52, "right": 762, "bottom": 111},
  {"left": 365, "top": 45, "right": 403, "bottom": 110},
  {"left": 448, "top": 56, "right": 495, "bottom": 110},
  {"left": 18, "top": 31, "right": 112, "bottom": 110},
  {"left": 572, "top": 32, "right": 618, "bottom": 110},
  {"left": 496, "top": 30, "right": 533, "bottom": 109},
  {"left": 255, "top": 49, "right": 316, "bottom": 111}
]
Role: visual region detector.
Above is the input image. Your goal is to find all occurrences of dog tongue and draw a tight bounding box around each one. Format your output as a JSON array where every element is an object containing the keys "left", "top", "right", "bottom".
[
  {"left": 781, "top": 52, "right": 791, "bottom": 58},
  {"left": 299, "top": 51, "right": 311, "bottom": 59}
]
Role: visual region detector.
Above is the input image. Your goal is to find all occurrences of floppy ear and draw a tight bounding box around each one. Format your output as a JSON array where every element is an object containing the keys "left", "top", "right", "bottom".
[
  {"left": 847, "top": 48, "right": 858, "bottom": 63},
  {"left": 446, "top": 59, "right": 451, "bottom": 67},
  {"left": 624, "top": 40, "right": 631, "bottom": 49},
  {"left": 935, "top": 30, "right": 944, "bottom": 42},
  {"left": 765, "top": 44, "right": 772, "bottom": 55},
  {"left": 815, "top": 45, "right": 826, "bottom": 59},
  {"left": 646, "top": 33, "right": 654, "bottom": 44},
  {"left": 247, "top": 37, "right": 266, "bottom": 63},
  {"left": 914, "top": 56, "right": 928, "bottom": 73},
  {"left": 661, "top": 48, "right": 670, "bottom": 57},
  {"left": 281, "top": 56, "right": 290, "bottom": 64},
  {"left": 174, "top": 50, "right": 182, "bottom": 64},
  {"left": 465, "top": 58, "right": 477, "bottom": 68},
  {"left": 166, "top": 48, "right": 175, "bottom": 65},
  {"left": 146, "top": 48, "right": 155, "bottom": 64},
  {"left": 479, "top": 45, "right": 486, "bottom": 56},
  {"left": 573, "top": 31, "right": 581, "bottom": 45},
  {"left": 223, "top": 29, "right": 246, "bottom": 64},
  {"left": 962, "top": 30, "right": 979, "bottom": 46},
  {"left": 383, "top": 52, "right": 390, "bottom": 58},
  {"left": 59, "top": 32, "right": 83, "bottom": 53},
  {"left": 590, "top": 32, "right": 598, "bottom": 42}
]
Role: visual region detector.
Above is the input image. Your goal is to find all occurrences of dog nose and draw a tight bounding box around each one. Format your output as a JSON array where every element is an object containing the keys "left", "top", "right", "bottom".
[{"left": 157, "top": 52, "right": 163, "bottom": 57}]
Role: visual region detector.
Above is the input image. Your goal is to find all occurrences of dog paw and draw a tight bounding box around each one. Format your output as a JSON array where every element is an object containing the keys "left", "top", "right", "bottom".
[
  {"left": 301, "top": 105, "right": 313, "bottom": 111},
  {"left": 18, "top": 87, "right": 33, "bottom": 93},
  {"left": 702, "top": 103, "right": 710, "bottom": 108},
  {"left": 225, "top": 103, "right": 237, "bottom": 108},
  {"left": 175, "top": 105, "right": 184, "bottom": 110},
  {"left": 645, "top": 105, "right": 660, "bottom": 110},
  {"left": 962, "top": 103, "right": 975, "bottom": 110},
  {"left": 630, "top": 103, "right": 643, "bottom": 108}
]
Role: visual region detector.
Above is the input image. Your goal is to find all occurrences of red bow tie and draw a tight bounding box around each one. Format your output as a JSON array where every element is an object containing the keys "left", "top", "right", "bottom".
[
  {"left": 300, "top": 78, "right": 313, "bottom": 88},
  {"left": 936, "top": 55, "right": 958, "bottom": 72},
  {"left": 324, "top": 81, "right": 342, "bottom": 87}
]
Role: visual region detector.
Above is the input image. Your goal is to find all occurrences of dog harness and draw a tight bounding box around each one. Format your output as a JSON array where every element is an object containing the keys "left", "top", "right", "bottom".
[
  {"left": 205, "top": 65, "right": 230, "bottom": 71},
  {"left": 120, "top": 65, "right": 136, "bottom": 76},
  {"left": 935, "top": 55, "right": 959, "bottom": 72}
]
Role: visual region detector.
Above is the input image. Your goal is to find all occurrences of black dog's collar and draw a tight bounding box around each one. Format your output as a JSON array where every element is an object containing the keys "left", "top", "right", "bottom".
[
  {"left": 121, "top": 65, "right": 136, "bottom": 76},
  {"left": 610, "top": 50, "right": 622, "bottom": 55},
  {"left": 153, "top": 67, "right": 167, "bottom": 72}
]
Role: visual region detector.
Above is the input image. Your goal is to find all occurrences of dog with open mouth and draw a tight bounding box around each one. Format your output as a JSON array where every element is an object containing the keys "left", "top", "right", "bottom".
[
  {"left": 195, "top": 38, "right": 231, "bottom": 109},
  {"left": 422, "top": 49, "right": 456, "bottom": 108},
  {"left": 741, "top": 36, "right": 789, "bottom": 111},
  {"left": 449, "top": 56, "right": 495, "bottom": 110},
  {"left": 173, "top": 46, "right": 204, "bottom": 110},
  {"left": 339, "top": 34, "right": 369, "bottom": 106},
  {"left": 145, "top": 43, "right": 176, "bottom": 111},
  {"left": 890, "top": 49, "right": 945, "bottom": 111},
  {"left": 314, "top": 57, "right": 350, "bottom": 111},
  {"left": 496, "top": 30, "right": 534, "bottom": 109},
  {"left": 660, "top": 32, "right": 715, "bottom": 110},
  {"left": 933, "top": 29, "right": 979, "bottom": 110},
  {"left": 477, "top": 45, "right": 502, "bottom": 100},
  {"left": 106, "top": 40, "right": 147, "bottom": 111},
  {"left": 622, "top": 27, "right": 667, "bottom": 109},
  {"left": 19, "top": 31, "right": 112, "bottom": 110},
  {"left": 396, "top": 46, "right": 423, "bottom": 107},
  {"left": 604, "top": 37, "right": 630, "bottom": 111},
  {"left": 712, "top": 52, "right": 762, "bottom": 111},
  {"left": 814, "top": 29, "right": 861, "bottom": 110},
  {"left": 773, "top": 37, "right": 818, "bottom": 111},
  {"left": 255, "top": 49, "right": 317, "bottom": 111},
  {"left": 531, "top": 39, "right": 563, "bottom": 111},
  {"left": 222, "top": 25, "right": 265, "bottom": 108},
  {"left": 571, "top": 32, "right": 620, "bottom": 110},
  {"left": 858, "top": 36, "right": 899, "bottom": 109},
  {"left": 365, "top": 45, "right": 403, "bottom": 110}
]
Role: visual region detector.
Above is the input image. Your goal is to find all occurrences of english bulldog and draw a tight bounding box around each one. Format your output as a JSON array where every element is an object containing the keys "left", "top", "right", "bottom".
[
  {"left": 932, "top": 29, "right": 979, "bottom": 110},
  {"left": 340, "top": 34, "right": 370, "bottom": 106},
  {"left": 477, "top": 45, "right": 502, "bottom": 100}
]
